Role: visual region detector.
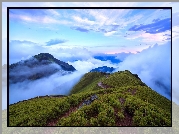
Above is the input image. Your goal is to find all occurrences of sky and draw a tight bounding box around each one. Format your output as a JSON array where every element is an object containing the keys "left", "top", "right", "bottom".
[
  {"left": 8, "top": 8, "right": 171, "bottom": 64},
  {"left": 2, "top": 2, "right": 179, "bottom": 110}
]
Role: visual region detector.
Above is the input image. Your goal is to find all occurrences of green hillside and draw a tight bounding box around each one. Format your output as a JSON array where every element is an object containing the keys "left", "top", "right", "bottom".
[
  {"left": 69, "top": 72, "right": 107, "bottom": 94},
  {"left": 9, "top": 70, "right": 171, "bottom": 126}
]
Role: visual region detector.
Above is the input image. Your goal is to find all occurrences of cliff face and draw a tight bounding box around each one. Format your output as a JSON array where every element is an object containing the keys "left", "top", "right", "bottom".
[{"left": 9, "top": 70, "right": 171, "bottom": 127}]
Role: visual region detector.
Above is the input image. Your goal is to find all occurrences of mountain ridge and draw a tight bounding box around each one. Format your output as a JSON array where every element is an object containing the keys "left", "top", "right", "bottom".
[
  {"left": 9, "top": 53, "right": 76, "bottom": 83},
  {"left": 9, "top": 70, "right": 171, "bottom": 127}
]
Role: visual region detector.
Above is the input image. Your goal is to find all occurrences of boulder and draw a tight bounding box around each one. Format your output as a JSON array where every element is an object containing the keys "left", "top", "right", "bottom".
[{"left": 79, "top": 94, "right": 98, "bottom": 109}]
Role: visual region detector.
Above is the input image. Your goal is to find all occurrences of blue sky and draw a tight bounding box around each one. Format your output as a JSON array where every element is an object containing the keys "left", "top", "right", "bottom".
[
  {"left": 8, "top": 7, "right": 172, "bottom": 102},
  {"left": 9, "top": 8, "right": 171, "bottom": 56},
  {"left": 2, "top": 2, "right": 179, "bottom": 110}
]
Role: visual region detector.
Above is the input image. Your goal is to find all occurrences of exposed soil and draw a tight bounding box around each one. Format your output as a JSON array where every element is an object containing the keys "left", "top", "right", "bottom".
[
  {"left": 115, "top": 88, "right": 137, "bottom": 126},
  {"left": 114, "top": 98, "right": 133, "bottom": 126},
  {"left": 46, "top": 85, "right": 137, "bottom": 126},
  {"left": 116, "top": 110, "right": 133, "bottom": 126},
  {"left": 128, "top": 88, "right": 137, "bottom": 95},
  {"left": 97, "top": 82, "right": 114, "bottom": 89},
  {"left": 119, "top": 98, "right": 126, "bottom": 105},
  {"left": 46, "top": 100, "right": 85, "bottom": 126}
]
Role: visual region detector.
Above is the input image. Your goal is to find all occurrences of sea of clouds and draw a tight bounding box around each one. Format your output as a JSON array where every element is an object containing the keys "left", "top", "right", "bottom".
[
  {"left": 2, "top": 41, "right": 173, "bottom": 110},
  {"left": 114, "top": 42, "right": 171, "bottom": 100},
  {"left": 8, "top": 46, "right": 119, "bottom": 106}
]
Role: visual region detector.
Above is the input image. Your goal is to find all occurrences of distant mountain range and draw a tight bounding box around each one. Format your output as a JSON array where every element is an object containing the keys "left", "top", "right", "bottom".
[
  {"left": 9, "top": 53, "right": 76, "bottom": 84},
  {"left": 90, "top": 66, "right": 115, "bottom": 73},
  {"left": 94, "top": 55, "right": 121, "bottom": 64}
]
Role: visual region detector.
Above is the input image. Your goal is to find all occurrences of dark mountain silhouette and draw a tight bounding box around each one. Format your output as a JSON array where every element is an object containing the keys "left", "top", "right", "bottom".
[
  {"left": 33, "top": 53, "right": 76, "bottom": 71},
  {"left": 90, "top": 66, "right": 115, "bottom": 73},
  {"left": 9, "top": 53, "right": 76, "bottom": 84},
  {"left": 94, "top": 55, "right": 121, "bottom": 63}
]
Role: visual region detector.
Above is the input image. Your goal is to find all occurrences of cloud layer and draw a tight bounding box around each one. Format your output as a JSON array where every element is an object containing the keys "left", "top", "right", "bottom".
[
  {"left": 9, "top": 40, "right": 94, "bottom": 64},
  {"left": 172, "top": 38, "right": 179, "bottom": 105},
  {"left": 7, "top": 38, "right": 172, "bottom": 109},
  {"left": 129, "top": 18, "right": 171, "bottom": 34},
  {"left": 5, "top": 6, "right": 174, "bottom": 110},
  {"left": 114, "top": 42, "right": 171, "bottom": 100},
  {"left": 8, "top": 8, "right": 171, "bottom": 47},
  {"left": 8, "top": 42, "right": 172, "bottom": 106},
  {"left": 8, "top": 52, "right": 118, "bottom": 105},
  {"left": 9, "top": 67, "right": 85, "bottom": 105},
  {"left": 46, "top": 39, "right": 68, "bottom": 46}
]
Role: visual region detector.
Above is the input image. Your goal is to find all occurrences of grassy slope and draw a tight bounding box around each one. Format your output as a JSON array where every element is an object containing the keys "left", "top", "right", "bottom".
[
  {"left": 2, "top": 103, "right": 179, "bottom": 134},
  {"left": 69, "top": 72, "right": 106, "bottom": 94},
  {"left": 9, "top": 70, "right": 171, "bottom": 126}
]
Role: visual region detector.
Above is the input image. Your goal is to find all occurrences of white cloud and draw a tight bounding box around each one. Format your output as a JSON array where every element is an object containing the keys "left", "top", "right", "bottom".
[
  {"left": 4, "top": 2, "right": 178, "bottom": 109},
  {"left": 122, "top": 14, "right": 144, "bottom": 26},
  {"left": 9, "top": 69, "right": 85, "bottom": 105},
  {"left": 70, "top": 9, "right": 135, "bottom": 36},
  {"left": 87, "top": 9, "right": 131, "bottom": 27},
  {"left": 115, "top": 52, "right": 133, "bottom": 61},
  {"left": 9, "top": 40, "right": 95, "bottom": 64},
  {"left": 68, "top": 58, "right": 117, "bottom": 73},
  {"left": 9, "top": 40, "right": 44, "bottom": 64},
  {"left": 104, "top": 31, "right": 117, "bottom": 36},
  {"left": 10, "top": 13, "right": 70, "bottom": 25},
  {"left": 8, "top": 42, "right": 173, "bottom": 105},
  {"left": 47, "top": 9, "right": 60, "bottom": 16},
  {"left": 172, "top": 26, "right": 179, "bottom": 40},
  {"left": 172, "top": 38, "right": 179, "bottom": 105},
  {"left": 42, "top": 16, "right": 60, "bottom": 24},
  {"left": 115, "top": 42, "right": 171, "bottom": 101},
  {"left": 8, "top": 52, "right": 118, "bottom": 105},
  {"left": 141, "top": 31, "right": 171, "bottom": 43},
  {"left": 125, "top": 30, "right": 171, "bottom": 44},
  {"left": 72, "top": 16, "right": 95, "bottom": 25}
]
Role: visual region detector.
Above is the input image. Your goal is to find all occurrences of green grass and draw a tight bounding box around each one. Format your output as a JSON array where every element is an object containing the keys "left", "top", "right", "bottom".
[
  {"left": 56, "top": 88, "right": 171, "bottom": 126},
  {"left": 101, "top": 70, "right": 147, "bottom": 88},
  {"left": 8, "top": 70, "right": 171, "bottom": 126},
  {"left": 69, "top": 72, "right": 106, "bottom": 95}
]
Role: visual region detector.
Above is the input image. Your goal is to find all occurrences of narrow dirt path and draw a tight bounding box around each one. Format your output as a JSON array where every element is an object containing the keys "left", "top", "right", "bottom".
[
  {"left": 115, "top": 88, "right": 137, "bottom": 126},
  {"left": 46, "top": 100, "right": 85, "bottom": 126},
  {"left": 127, "top": 89, "right": 137, "bottom": 95},
  {"left": 97, "top": 82, "right": 113, "bottom": 89},
  {"left": 97, "top": 82, "right": 104, "bottom": 88},
  {"left": 46, "top": 87, "right": 137, "bottom": 126},
  {"left": 115, "top": 97, "right": 133, "bottom": 126}
]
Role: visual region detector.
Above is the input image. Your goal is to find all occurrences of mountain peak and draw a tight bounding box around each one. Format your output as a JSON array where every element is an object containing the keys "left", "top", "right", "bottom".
[
  {"left": 33, "top": 53, "right": 76, "bottom": 71},
  {"left": 9, "top": 53, "right": 76, "bottom": 83},
  {"left": 33, "top": 53, "right": 57, "bottom": 62}
]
